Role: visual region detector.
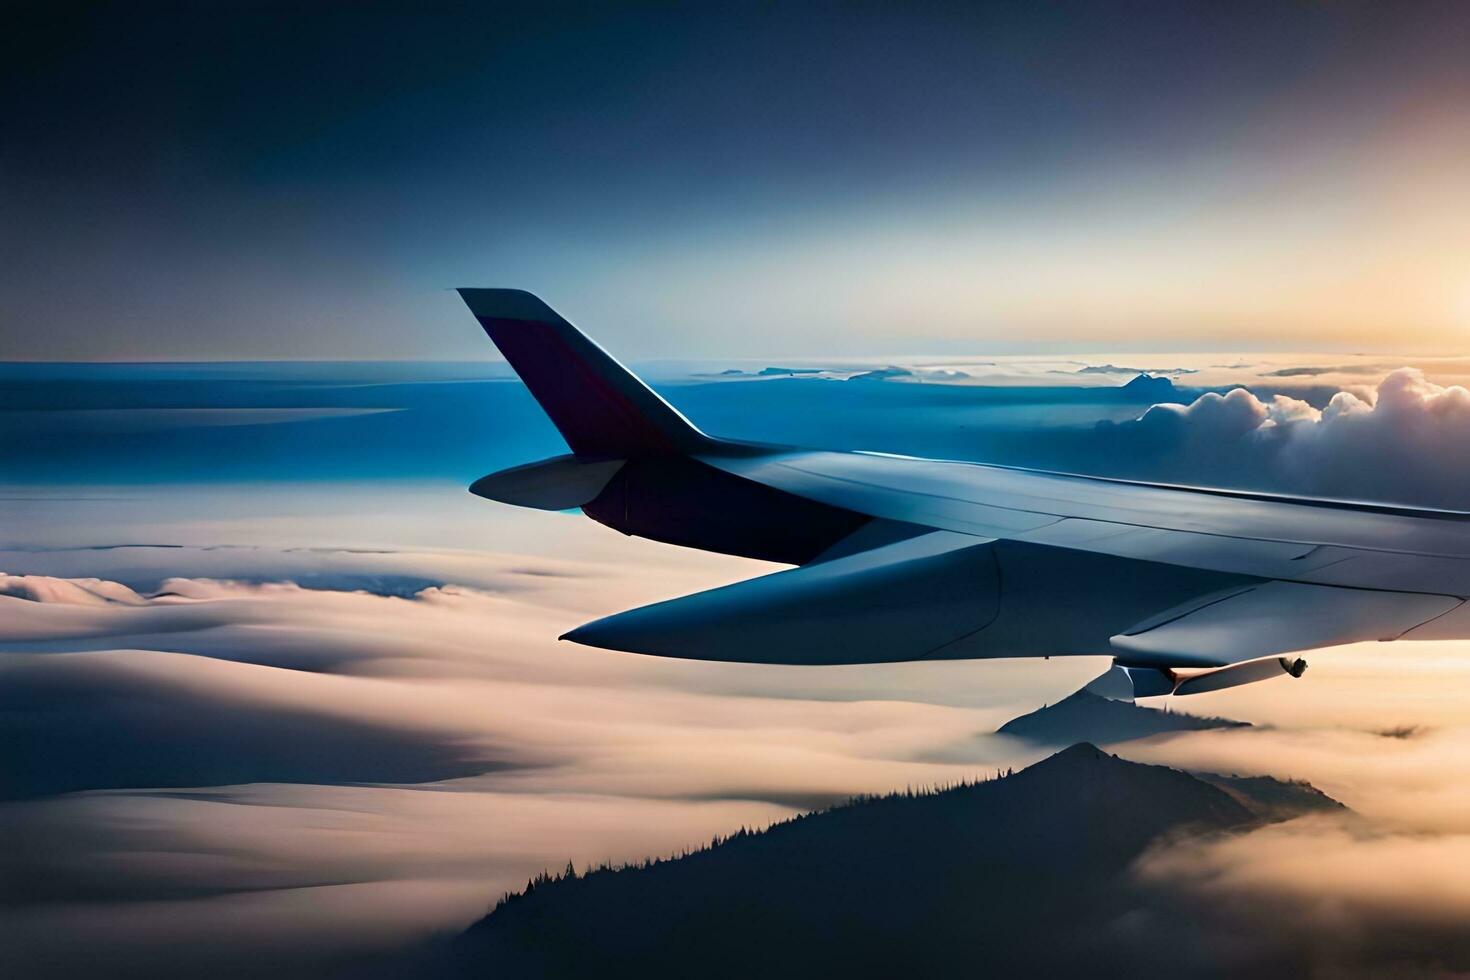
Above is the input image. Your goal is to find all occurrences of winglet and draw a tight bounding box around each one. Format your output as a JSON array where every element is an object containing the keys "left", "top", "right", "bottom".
[
  {"left": 458, "top": 287, "right": 565, "bottom": 324},
  {"left": 458, "top": 288, "right": 711, "bottom": 458}
]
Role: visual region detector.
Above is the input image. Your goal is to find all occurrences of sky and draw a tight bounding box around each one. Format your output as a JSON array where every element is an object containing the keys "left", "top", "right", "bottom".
[{"left": 6, "top": 1, "right": 1470, "bottom": 360}]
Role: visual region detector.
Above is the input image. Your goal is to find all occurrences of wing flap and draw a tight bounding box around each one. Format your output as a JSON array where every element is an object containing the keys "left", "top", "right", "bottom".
[
  {"left": 563, "top": 530, "right": 999, "bottom": 664},
  {"left": 1111, "top": 581, "right": 1461, "bottom": 669}
]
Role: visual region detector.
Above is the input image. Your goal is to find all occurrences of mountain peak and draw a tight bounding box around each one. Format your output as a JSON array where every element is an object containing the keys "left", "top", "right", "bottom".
[
  {"left": 1121, "top": 372, "right": 1178, "bottom": 394},
  {"left": 997, "top": 689, "right": 1251, "bottom": 747},
  {"left": 1039, "top": 740, "right": 1110, "bottom": 763}
]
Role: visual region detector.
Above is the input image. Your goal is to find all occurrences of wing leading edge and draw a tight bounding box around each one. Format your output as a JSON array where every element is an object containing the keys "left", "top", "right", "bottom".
[{"left": 565, "top": 530, "right": 1001, "bottom": 665}]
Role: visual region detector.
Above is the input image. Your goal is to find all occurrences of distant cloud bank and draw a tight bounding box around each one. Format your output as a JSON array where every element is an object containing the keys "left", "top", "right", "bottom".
[{"left": 1103, "top": 368, "right": 1470, "bottom": 508}]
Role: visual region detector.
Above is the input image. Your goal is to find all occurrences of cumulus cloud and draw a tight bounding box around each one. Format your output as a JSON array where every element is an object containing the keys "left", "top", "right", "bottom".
[{"left": 1097, "top": 368, "right": 1470, "bottom": 507}]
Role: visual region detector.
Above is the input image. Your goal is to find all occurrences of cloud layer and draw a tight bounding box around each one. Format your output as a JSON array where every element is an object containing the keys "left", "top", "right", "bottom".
[
  {"left": 0, "top": 525, "right": 1086, "bottom": 977},
  {"left": 1135, "top": 815, "right": 1470, "bottom": 977},
  {"left": 6, "top": 523, "right": 1470, "bottom": 978}
]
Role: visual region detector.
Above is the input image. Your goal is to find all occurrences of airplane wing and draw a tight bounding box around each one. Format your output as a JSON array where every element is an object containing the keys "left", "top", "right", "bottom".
[
  {"left": 459, "top": 288, "right": 1470, "bottom": 697},
  {"left": 696, "top": 449, "right": 1470, "bottom": 693}
]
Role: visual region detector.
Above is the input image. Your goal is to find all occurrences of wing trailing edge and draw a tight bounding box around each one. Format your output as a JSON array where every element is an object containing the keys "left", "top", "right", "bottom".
[
  {"left": 1086, "top": 580, "right": 1463, "bottom": 698},
  {"left": 1111, "top": 581, "right": 1460, "bottom": 669}
]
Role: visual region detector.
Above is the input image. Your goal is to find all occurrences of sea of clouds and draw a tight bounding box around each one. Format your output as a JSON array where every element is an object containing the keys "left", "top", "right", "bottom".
[
  {"left": 7, "top": 356, "right": 1470, "bottom": 976},
  {"left": 0, "top": 501, "right": 1081, "bottom": 978}
]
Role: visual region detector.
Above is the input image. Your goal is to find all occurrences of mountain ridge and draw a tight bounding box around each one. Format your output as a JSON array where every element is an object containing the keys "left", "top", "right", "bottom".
[{"left": 455, "top": 743, "right": 1341, "bottom": 979}]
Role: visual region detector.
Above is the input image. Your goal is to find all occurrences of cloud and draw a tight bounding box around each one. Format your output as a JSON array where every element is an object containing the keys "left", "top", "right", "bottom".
[
  {"left": 0, "top": 545, "right": 596, "bottom": 599},
  {"left": 0, "top": 650, "right": 528, "bottom": 799},
  {"left": 1141, "top": 815, "right": 1470, "bottom": 926},
  {"left": 695, "top": 363, "right": 979, "bottom": 383},
  {"left": 1134, "top": 385, "right": 1273, "bottom": 439},
  {"left": 0, "top": 573, "right": 149, "bottom": 605},
  {"left": 1095, "top": 368, "right": 1470, "bottom": 507},
  {"left": 1073, "top": 364, "right": 1198, "bottom": 377},
  {"left": 1259, "top": 364, "right": 1385, "bottom": 378},
  {"left": 1134, "top": 815, "right": 1470, "bottom": 976},
  {"left": 1, "top": 786, "right": 788, "bottom": 979},
  {"left": 0, "top": 568, "right": 1031, "bottom": 800}
]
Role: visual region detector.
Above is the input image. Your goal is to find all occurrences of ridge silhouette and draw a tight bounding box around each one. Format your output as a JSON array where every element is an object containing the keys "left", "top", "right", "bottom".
[
  {"left": 455, "top": 744, "right": 1340, "bottom": 979},
  {"left": 997, "top": 689, "right": 1251, "bottom": 747}
]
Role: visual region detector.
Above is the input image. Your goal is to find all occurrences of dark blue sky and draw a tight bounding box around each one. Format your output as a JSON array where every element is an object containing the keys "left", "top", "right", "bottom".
[{"left": 5, "top": 1, "right": 1470, "bottom": 359}]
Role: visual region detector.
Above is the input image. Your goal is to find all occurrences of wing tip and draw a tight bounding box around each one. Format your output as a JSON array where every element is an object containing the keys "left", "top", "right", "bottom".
[
  {"left": 559, "top": 622, "right": 607, "bottom": 647},
  {"left": 457, "top": 287, "right": 563, "bottom": 324}
]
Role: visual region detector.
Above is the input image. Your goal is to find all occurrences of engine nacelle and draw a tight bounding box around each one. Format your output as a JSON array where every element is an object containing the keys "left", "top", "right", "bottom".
[{"left": 1087, "top": 655, "right": 1308, "bottom": 701}]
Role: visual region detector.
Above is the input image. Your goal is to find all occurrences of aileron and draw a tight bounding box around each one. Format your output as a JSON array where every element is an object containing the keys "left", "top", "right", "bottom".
[{"left": 1111, "top": 581, "right": 1461, "bottom": 669}]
